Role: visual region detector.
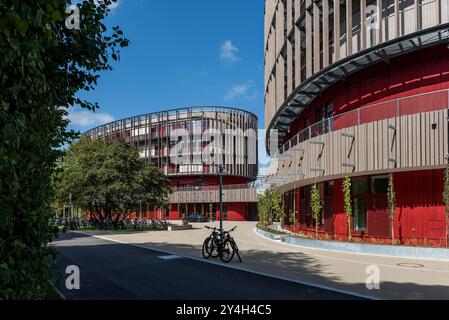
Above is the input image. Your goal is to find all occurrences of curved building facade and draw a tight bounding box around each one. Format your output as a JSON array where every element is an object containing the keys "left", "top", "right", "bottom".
[
  {"left": 264, "top": 0, "right": 449, "bottom": 246},
  {"left": 85, "top": 106, "right": 259, "bottom": 221}
]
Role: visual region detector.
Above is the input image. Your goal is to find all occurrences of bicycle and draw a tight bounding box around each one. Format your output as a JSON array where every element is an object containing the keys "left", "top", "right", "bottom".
[
  {"left": 202, "top": 226, "right": 221, "bottom": 259},
  {"left": 202, "top": 226, "right": 242, "bottom": 263}
]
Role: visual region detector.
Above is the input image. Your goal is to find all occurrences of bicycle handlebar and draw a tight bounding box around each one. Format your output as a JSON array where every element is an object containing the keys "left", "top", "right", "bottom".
[{"left": 205, "top": 226, "right": 237, "bottom": 233}]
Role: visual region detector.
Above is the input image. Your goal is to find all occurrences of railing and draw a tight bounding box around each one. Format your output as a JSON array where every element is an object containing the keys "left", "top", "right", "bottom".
[
  {"left": 280, "top": 89, "right": 449, "bottom": 154},
  {"left": 171, "top": 183, "right": 254, "bottom": 193}
]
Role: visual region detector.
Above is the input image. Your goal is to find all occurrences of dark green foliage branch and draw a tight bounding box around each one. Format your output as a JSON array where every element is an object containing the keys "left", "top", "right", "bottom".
[
  {"left": 54, "top": 139, "right": 171, "bottom": 225},
  {"left": 0, "top": 0, "right": 128, "bottom": 298}
]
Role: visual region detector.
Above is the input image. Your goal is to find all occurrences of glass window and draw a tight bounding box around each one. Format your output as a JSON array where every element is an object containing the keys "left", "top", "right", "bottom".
[
  {"left": 371, "top": 175, "right": 389, "bottom": 194},
  {"left": 353, "top": 198, "right": 367, "bottom": 231},
  {"left": 352, "top": 177, "right": 368, "bottom": 195},
  {"left": 325, "top": 181, "right": 334, "bottom": 197}
]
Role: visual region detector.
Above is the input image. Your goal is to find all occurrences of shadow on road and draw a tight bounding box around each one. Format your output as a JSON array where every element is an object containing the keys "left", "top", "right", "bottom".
[{"left": 52, "top": 232, "right": 449, "bottom": 300}]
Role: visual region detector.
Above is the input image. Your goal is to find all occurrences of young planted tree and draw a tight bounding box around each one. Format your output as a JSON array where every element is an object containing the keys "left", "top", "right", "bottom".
[
  {"left": 342, "top": 176, "right": 353, "bottom": 241},
  {"left": 310, "top": 183, "right": 322, "bottom": 239},
  {"left": 272, "top": 189, "right": 286, "bottom": 227},
  {"left": 289, "top": 210, "right": 297, "bottom": 231},
  {"left": 209, "top": 203, "right": 214, "bottom": 222},
  {"left": 443, "top": 165, "right": 449, "bottom": 247},
  {"left": 0, "top": 0, "right": 128, "bottom": 298},
  {"left": 257, "top": 191, "right": 268, "bottom": 227},
  {"left": 54, "top": 139, "right": 171, "bottom": 227},
  {"left": 387, "top": 173, "right": 396, "bottom": 245}
]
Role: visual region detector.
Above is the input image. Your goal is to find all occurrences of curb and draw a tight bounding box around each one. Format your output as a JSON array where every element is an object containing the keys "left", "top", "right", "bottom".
[
  {"left": 255, "top": 227, "right": 449, "bottom": 262},
  {"left": 73, "top": 231, "right": 379, "bottom": 300}
]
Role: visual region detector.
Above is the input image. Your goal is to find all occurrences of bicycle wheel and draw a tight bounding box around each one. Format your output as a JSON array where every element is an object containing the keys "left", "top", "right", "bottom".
[
  {"left": 202, "top": 237, "right": 213, "bottom": 259},
  {"left": 220, "top": 238, "right": 235, "bottom": 263}
]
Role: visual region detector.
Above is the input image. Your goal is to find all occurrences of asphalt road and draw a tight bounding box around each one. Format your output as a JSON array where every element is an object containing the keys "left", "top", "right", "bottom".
[{"left": 52, "top": 232, "right": 357, "bottom": 300}]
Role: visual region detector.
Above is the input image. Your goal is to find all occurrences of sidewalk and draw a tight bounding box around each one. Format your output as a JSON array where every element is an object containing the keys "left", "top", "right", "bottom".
[{"left": 80, "top": 221, "right": 449, "bottom": 300}]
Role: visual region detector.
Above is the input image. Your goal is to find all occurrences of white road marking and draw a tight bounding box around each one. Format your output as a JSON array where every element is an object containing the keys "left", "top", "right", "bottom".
[
  {"left": 74, "top": 231, "right": 379, "bottom": 300},
  {"left": 158, "top": 255, "right": 183, "bottom": 260}
]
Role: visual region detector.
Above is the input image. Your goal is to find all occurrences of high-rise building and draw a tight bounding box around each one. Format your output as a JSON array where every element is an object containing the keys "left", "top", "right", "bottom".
[
  {"left": 85, "top": 106, "right": 259, "bottom": 221},
  {"left": 264, "top": 0, "right": 449, "bottom": 246}
]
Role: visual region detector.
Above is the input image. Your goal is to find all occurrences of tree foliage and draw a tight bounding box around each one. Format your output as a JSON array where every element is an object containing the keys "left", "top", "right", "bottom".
[
  {"left": 258, "top": 188, "right": 286, "bottom": 227},
  {"left": 387, "top": 173, "right": 396, "bottom": 245},
  {"left": 289, "top": 209, "right": 297, "bottom": 230},
  {"left": 54, "top": 139, "right": 171, "bottom": 225},
  {"left": 342, "top": 176, "right": 352, "bottom": 241},
  {"left": 0, "top": 0, "right": 128, "bottom": 298},
  {"left": 444, "top": 165, "right": 449, "bottom": 247},
  {"left": 310, "top": 183, "right": 322, "bottom": 239}
]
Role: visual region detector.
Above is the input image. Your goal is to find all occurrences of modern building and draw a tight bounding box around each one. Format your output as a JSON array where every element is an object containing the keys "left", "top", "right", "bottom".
[
  {"left": 264, "top": 0, "right": 449, "bottom": 246},
  {"left": 85, "top": 106, "right": 259, "bottom": 221}
]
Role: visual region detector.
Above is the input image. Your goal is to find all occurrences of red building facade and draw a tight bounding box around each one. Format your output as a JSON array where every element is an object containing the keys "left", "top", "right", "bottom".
[
  {"left": 85, "top": 106, "right": 259, "bottom": 221},
  {"left": 264, "top": 0, "right": 449, "bottom": 246}
]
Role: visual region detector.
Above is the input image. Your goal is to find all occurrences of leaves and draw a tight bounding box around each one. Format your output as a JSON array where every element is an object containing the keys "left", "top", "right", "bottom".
[
  {"left": 310, "top": 184, "right": 322, "bottom": 226},
  {"left": 443, "top": 165, "right": 449, "bottom": 217},
  {"left": 258, "top": 188, "right": 285, "bottom": 227},
  {"left": 54, "top": 139, "right": 171, "bottom": 225},
  {"left": 342, "top": 176, "right": 352, "bottom": 240},
  {"left": 0, "top": 0, "right": 128, "bottom": 298},
  {"left": 387, "top": 173, "right": 396, "bottom": 244},
  {"left": 342, "top": 176, "right": 352, "bottom": 217}
]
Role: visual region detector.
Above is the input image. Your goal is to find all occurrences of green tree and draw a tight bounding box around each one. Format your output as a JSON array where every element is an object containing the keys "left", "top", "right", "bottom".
[
  {"left": 289, "top": 210, "right": 297, "bottom": 231},
  {"left": 257, "top": 191, "right": 268, "bottom": 227},
  {"left": 342, "top": 176, "right": 352, "bottom": 241},
  {"left": 310, "top": 183, "right": 322, "bottom": 239},
  {"left": 54, "top": 139, "right": 171, "bottom": 226},
  {"left": 272, "top": 189, "right": 286, "bottom": 227},
  {"left": 0, "top": 0, "right": 128, "bottom": 298},
  {"left": 443, "top": 165, "right": 449, "bottom": 247},
  {"left": 387, "top": 173, "right": 397, "bottom": 245}
]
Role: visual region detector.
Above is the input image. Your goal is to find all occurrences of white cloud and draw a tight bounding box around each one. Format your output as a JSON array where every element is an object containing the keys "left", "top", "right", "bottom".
[
  {"left": 219, "top": 40, "right": 240, "bottom": 63},
  {"left": 94, "top": 0, "right": 120, "bottom": 10},
  {"left": 224, "top": 80, "right": 258, "bottom": 101},
  {"left": 67, "top": 108, "right": 115, "bottom": 127}
]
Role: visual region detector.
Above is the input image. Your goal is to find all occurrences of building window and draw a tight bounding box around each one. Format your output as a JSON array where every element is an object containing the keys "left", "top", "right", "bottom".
[
  {"left": 325, "top": 181, "right": 334, "bottom": 197},
  {"left": 352, "top": 177, "right": 368, "bottom": 195},
  {"left": 353, "top": 198, "right": 367, "bottom": 231},
  {"left": 352, "top": 177, "right": 368, "bottom": 231},
  {"left": 371, "top": 175, "right": 389, "bottom": 194}
]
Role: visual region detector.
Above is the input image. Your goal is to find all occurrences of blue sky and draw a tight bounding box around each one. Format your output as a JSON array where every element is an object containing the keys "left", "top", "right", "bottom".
[{"left": 69, "top": 0, "right": 265, "bottom": 132}]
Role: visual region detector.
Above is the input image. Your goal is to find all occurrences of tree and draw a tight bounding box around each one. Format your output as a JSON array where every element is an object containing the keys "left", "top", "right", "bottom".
[
  {"left": 310, "top": 183, "right": 322, "bottom": 239},
  {"left": 289, "top": 209, "right": 297, "bottom": 231},
  {"left": 257, "top": 192, "right": 268, "bottom": 227},
  {"left": 0, "top": 0, "right": 128, "bottom": 298},
  {"left": 54, "top": 139, "right": 171, "bottom": 226},
  {"left": 387, "top": 173, "right": 397, "bottom": 245},
  {"left": 342, "top": 176, "right": 353, "bottom": 241},
  {"left": 442, "top": 165, "right": 449, "bottom": 247},
  {"left": 272, "top": 189, "right": 286, "bottom": 227}
]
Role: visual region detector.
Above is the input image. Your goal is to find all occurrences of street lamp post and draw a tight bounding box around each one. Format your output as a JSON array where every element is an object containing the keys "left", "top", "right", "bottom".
[
  {"left": 139, "top": 200, "right": 142, "bottom": 220},
  {"left": 219, "top": 165, "right": 224, "bottom": 237}
]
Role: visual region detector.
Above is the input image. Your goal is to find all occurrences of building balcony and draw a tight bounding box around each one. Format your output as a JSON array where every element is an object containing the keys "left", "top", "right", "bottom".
[
  {"left": 169, "top": 184, "right": 257, "bottom": 204},
  {"left": 267, "top": 89, "right": 449, "bottom": 192}
]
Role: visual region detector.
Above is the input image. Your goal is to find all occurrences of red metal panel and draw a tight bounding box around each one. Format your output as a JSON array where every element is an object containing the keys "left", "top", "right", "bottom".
[
  {"left": 332, "top": 179, "right": 347, "bottom": 238},
  {"left": 367, "top": 196, "right": 389, "bottom": 238},
  {"left": 395, "top": 170, "right": 445, "bottom": 243},
  {"left": 282, "top": 44, "right": 449, "bottom": 144}
]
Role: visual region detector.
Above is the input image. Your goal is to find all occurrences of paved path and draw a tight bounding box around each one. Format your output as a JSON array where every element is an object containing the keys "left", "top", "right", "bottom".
[
  {"left": 74, "top": 221, "right": 449, "bottom": 300},
  {"left": 52, "top": 232, "right": 354, "bottom": 300}
]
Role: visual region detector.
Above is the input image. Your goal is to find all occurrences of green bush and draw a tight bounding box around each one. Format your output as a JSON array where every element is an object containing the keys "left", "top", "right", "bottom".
[{"left": 0, "top": 0, "right": 127, "bottom": 299}]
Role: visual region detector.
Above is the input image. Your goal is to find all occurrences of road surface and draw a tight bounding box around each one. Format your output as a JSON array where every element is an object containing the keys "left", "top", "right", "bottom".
[{"left": 52, "top": 232, "right": 356, "bottom": 300}]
